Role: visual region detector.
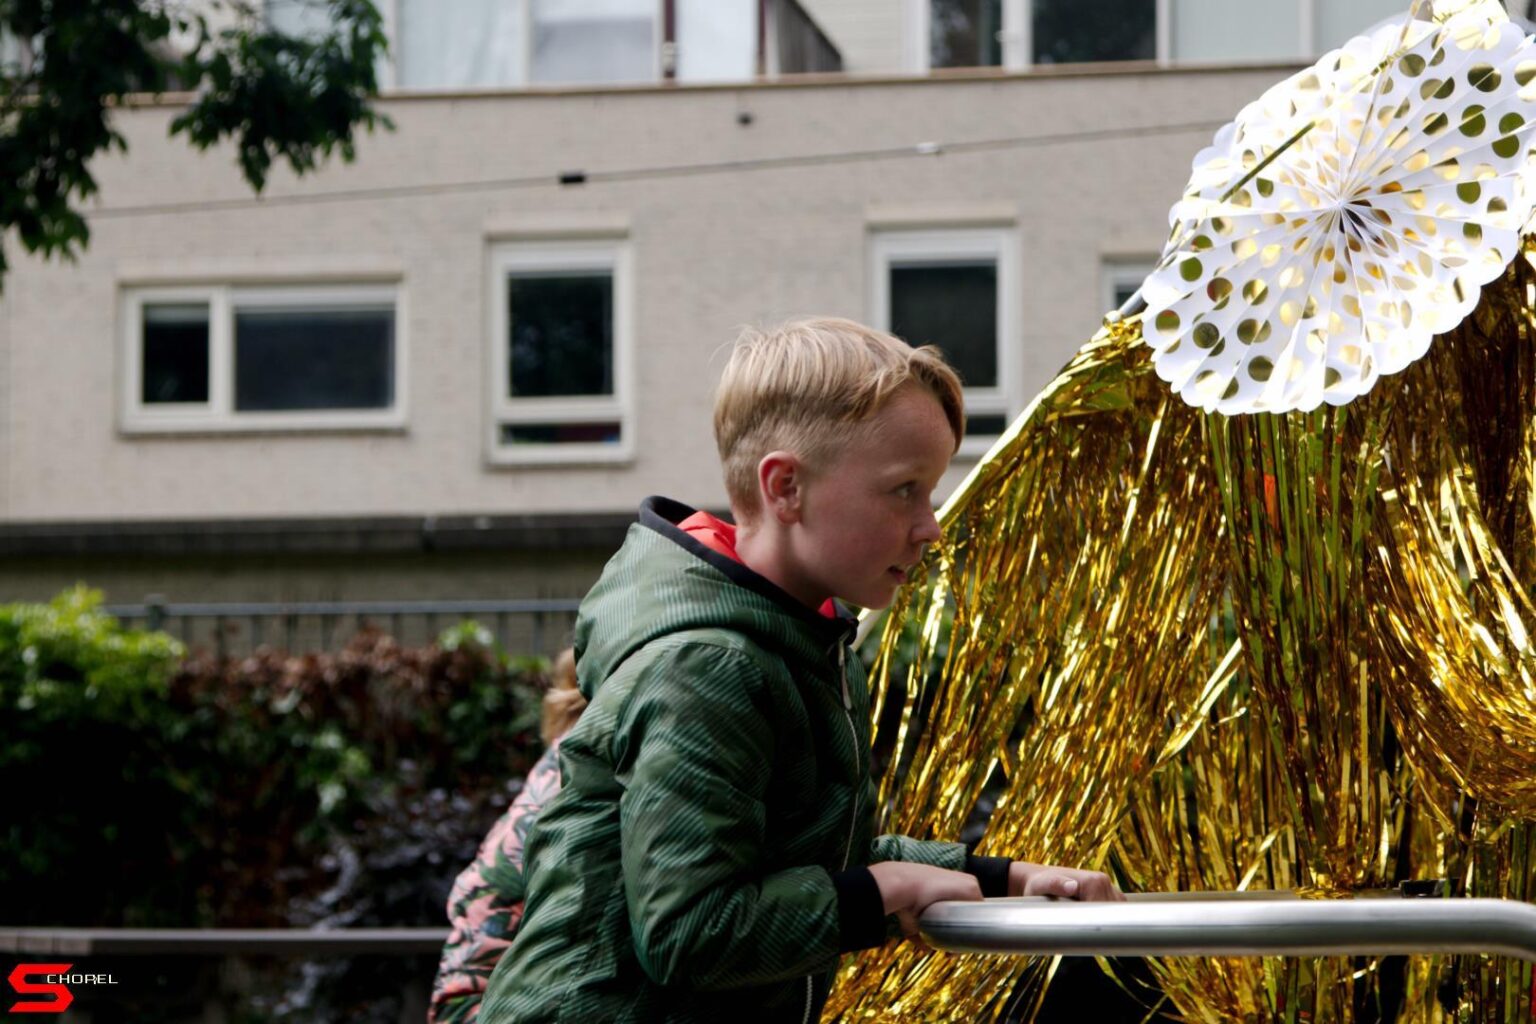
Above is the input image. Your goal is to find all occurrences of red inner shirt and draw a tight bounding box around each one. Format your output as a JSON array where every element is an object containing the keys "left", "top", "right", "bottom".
[{"left": 679, "top": 511, "right": 838, "bottom": 619}]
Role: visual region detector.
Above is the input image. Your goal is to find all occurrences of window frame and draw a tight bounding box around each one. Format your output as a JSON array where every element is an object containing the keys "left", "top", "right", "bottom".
[
  {"left": 1102, "top": 259, "right": 1158, "bottom": 321},
  {"left": 869, "top": 227, "right": 1021, "bottom": 459},
  {"left": 907, "top": 0, "right": 1402, "bottom": 73},
  {"left": 119, "top": 281, "right": 407, "bottom": 435},
  {"left": 485, "top": 237, "right": 635, "bottom": 466}
]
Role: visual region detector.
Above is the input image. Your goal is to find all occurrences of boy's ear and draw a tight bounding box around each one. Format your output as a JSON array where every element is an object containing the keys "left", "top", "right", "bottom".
[{"left": 757, "top": 451, "right": 805, "bottom": 525}]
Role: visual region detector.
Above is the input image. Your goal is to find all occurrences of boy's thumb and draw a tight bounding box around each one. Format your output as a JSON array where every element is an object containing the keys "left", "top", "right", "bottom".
[{"left": 1056, "top": 878, "right": 1079, "bottom": 897}]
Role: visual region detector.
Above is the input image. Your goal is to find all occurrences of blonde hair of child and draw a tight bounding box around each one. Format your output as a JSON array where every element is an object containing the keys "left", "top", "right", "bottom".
[
  {"left": 713, "top": 317, "right": 965, "bottom": 519},
  {"left": 540, "top": 647, "right": 586, "bottom": 745}
]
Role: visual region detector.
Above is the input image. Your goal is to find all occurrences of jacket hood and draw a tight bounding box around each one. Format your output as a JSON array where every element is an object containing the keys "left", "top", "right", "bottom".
[{"left": 573, "top": 496, "right": 856, "bottom": 700}]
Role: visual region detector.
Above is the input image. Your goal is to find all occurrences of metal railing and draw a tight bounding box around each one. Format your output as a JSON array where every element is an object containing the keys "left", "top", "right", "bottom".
[
  {"left": 10, "top": 898, "right": 1536, "bottom": 1023},
  {"left": 101, "top": 597, "right": 583, "bottom": 657},
  {"left": 920, "top": 890, "right": 1536, "bottom": 961},
  {"left": 20, "top": 892, "right": 1531, "bottom": 962}
]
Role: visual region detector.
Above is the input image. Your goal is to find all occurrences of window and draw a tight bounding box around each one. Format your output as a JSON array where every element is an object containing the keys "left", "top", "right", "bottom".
[
  {"left": 870, "top": 229, "right": 1020, "bottom": 457},
  {"left": 1103, "top": 260, "right": 1156, "bottom": 319},
  {"left": 0, "top": 28, "right": 35, "bottom": 78},
  {"left": 265, "top": 1, "right": 339, "bottom": 40},
  {"left": 280, "top": 0, "right": 825, "bottom": 90},
  {"left": 121, "top": 284, "right": 404, "bottom": 433},
  {"left": 530, "top": 0, "right": 659, "bottom": 85},
  {"left": 1031, "top": 0, "right": 1152, "bottom": 65},
  {"left": 488, "top": 239, "right": 633, "bottom": 464},
  {"left": 397, "top": 0, "right": 527, "bottom": 88},
  {"left": 920, "top": 0, "right": 1154, "bottom": 70},
  {"left": 1171, "top": 0, "right": 1302, "bottom": 63},
  {"left": 675, "top": 0, "right": 756, "bottom": 82},
  {"left": 913, "top": 0, "right": 1431, "bottom": 72},
  {"left": 931, "top": 0, "right": 1003, "bottom": 69},
  {"left": 1316, "top": 0, "right": 1432, "bottom": 54}
]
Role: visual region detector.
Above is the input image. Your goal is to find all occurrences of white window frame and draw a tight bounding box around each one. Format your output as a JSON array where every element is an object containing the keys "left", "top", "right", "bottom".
[
  {"left": 869, "top": 227, "right": 1021, "bottom": 459},
  {"left": 120, "top": 282, "right": 407, "bottom": 434},
  {"left": 1102, "top": 259, "right": 1158, "bottom": 320},
  {"left": 486, "top": 238, "right": 634, "bottom": 466}
]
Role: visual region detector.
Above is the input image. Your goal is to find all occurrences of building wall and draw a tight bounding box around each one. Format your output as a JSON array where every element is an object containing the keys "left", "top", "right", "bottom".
[{"left": 1, "top": 66, "right": 1291, "bottom": 535}]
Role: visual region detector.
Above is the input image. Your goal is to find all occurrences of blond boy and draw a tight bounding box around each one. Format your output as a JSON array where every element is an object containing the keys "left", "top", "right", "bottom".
[{"left": 480, "top": 317, "right": 1119, "bottom": 1024}]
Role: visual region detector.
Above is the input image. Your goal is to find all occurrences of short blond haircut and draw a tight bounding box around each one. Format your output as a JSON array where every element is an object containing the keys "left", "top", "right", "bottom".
[{"left": 714, "top": 317, "right": 964, "bottom": 519}]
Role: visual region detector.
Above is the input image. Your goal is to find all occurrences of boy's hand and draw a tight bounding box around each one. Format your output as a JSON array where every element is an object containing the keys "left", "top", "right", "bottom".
[
  {"left": 1007, "top": 861, "right": 1124, "bottom": 901},
  {"left": 867, "top": 861, "right": 983, "bottom": 940}
]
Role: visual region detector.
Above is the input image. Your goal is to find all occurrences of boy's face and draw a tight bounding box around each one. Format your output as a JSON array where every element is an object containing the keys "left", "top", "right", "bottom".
[{"left": 786, "top": 386, "right": 954, "bottom": 610}]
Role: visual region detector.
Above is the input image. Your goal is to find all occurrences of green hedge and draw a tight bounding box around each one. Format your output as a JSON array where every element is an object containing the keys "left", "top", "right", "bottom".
[{"left": 0, "top": 587, "right": 547, "bottom": 931}]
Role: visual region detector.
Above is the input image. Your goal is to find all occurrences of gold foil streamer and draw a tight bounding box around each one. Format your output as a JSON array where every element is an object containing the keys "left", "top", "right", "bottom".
[
  {"left": 824, "top": 322, "right": 1231, "bottom": 1021},
  {"left": 1370, "top": 265, "right": 1536, "bottom": 812},
  {"left": 825, "top": 250, "right": 1536, "bottom": 1022}
]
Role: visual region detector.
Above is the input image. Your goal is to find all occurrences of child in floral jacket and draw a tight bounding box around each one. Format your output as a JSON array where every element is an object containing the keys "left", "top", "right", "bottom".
[{"left": 429, "top": 649, "right": 586, "bottom": 1023}]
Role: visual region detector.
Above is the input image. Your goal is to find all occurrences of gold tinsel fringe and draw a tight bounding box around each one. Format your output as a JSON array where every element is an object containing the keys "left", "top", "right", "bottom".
[{"left": 826, "top": 247, "right": 1536, "bottom": 1023}]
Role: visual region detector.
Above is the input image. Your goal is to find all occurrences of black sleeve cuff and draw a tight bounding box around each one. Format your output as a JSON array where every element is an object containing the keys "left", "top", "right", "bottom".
[
  {"left": 966, "top": 855, "right": 1011, "bottom": 898},
  {"left": 831, "top": 867, "right": 887, "bottom": 951}
]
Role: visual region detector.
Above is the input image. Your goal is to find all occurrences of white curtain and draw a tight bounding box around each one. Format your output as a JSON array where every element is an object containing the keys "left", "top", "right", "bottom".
[
  {"left": 1171, "top": 0, "right": 1301, "bottom": 62},
  {"left": 531, "top": 0, "right": 657, "bottom": 84},
  {"left": 266, "top": 0, "right": 337, "bottom": 38},
  {"left": 676, "top": 0, "right": 754, "bottom": 83},
  {"left": 398, "top": 0, "right": 527, "bottom": 88},
  {"left": 1316, "top": 0, "right": 1423, "bottom": 53}
]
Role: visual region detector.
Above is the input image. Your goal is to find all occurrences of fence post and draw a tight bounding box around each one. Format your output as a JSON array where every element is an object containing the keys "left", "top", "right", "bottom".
[{"left": 146, "top": 594, "right": 167, "bottom": 632}]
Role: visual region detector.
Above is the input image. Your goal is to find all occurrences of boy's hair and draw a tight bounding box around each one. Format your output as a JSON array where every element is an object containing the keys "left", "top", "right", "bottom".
[{"left": 714, "top": 317, "right": 965, "bottom": 519}]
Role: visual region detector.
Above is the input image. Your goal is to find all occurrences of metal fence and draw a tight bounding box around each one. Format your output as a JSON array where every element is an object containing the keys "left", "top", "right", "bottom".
[{"left": 102, "top": 598, "right": 583, "bottom": 657}]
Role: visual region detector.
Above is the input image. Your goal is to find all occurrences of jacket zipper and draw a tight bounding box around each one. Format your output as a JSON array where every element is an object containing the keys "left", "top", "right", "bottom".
[
  {"left": 805, "top": 642, "right": 859, "bottom": 1024},
  {"left": 837, "top": 642, "right": 858, "bottom": 871}
]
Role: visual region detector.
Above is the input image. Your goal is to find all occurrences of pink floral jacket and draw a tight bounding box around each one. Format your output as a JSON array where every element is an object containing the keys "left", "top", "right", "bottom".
[{"left": 428, "top": 738, "right": 565, "bottom": 1023}]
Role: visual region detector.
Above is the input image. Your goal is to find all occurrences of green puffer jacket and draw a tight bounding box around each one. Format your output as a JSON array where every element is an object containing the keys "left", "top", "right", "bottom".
[{"left": 480, "top": 497, "right": 1006, "bottom": 1024}]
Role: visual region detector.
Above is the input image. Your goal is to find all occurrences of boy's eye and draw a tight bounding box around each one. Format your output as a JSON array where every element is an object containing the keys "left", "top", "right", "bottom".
[{"left": 894, "top": 483, "right": 915, "bottom": 498}]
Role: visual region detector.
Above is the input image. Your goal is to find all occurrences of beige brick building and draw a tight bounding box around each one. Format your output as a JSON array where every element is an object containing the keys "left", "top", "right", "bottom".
[{"left": 0, "top": 0, "right": 1463, "bottom": 647}]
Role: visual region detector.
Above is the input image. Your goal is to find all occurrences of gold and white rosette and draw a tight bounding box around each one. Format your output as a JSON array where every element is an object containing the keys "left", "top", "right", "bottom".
[{"left": 1142, "top": 1, "right": 1536, "bottom": 414}]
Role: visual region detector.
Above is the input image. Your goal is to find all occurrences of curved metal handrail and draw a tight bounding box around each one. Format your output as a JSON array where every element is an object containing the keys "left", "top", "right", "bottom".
[{"left": 919, "top": 891, "right": 1536, "bottom": 961}]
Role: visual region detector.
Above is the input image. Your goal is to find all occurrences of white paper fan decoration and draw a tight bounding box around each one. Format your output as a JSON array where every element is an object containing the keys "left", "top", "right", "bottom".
[{"left": 1141, "top": 1, "right": 1536, "bottom": 414}]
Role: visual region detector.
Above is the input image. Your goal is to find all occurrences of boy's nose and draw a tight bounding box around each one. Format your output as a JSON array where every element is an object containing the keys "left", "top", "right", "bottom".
[{"left": 912, "top": 505, "right": 942, "bottom": 544}]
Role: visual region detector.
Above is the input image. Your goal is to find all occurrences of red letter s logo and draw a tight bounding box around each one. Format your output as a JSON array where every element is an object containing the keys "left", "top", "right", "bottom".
[{"left": 8, "top": 963, "right": 74, "bottom": 1013}]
